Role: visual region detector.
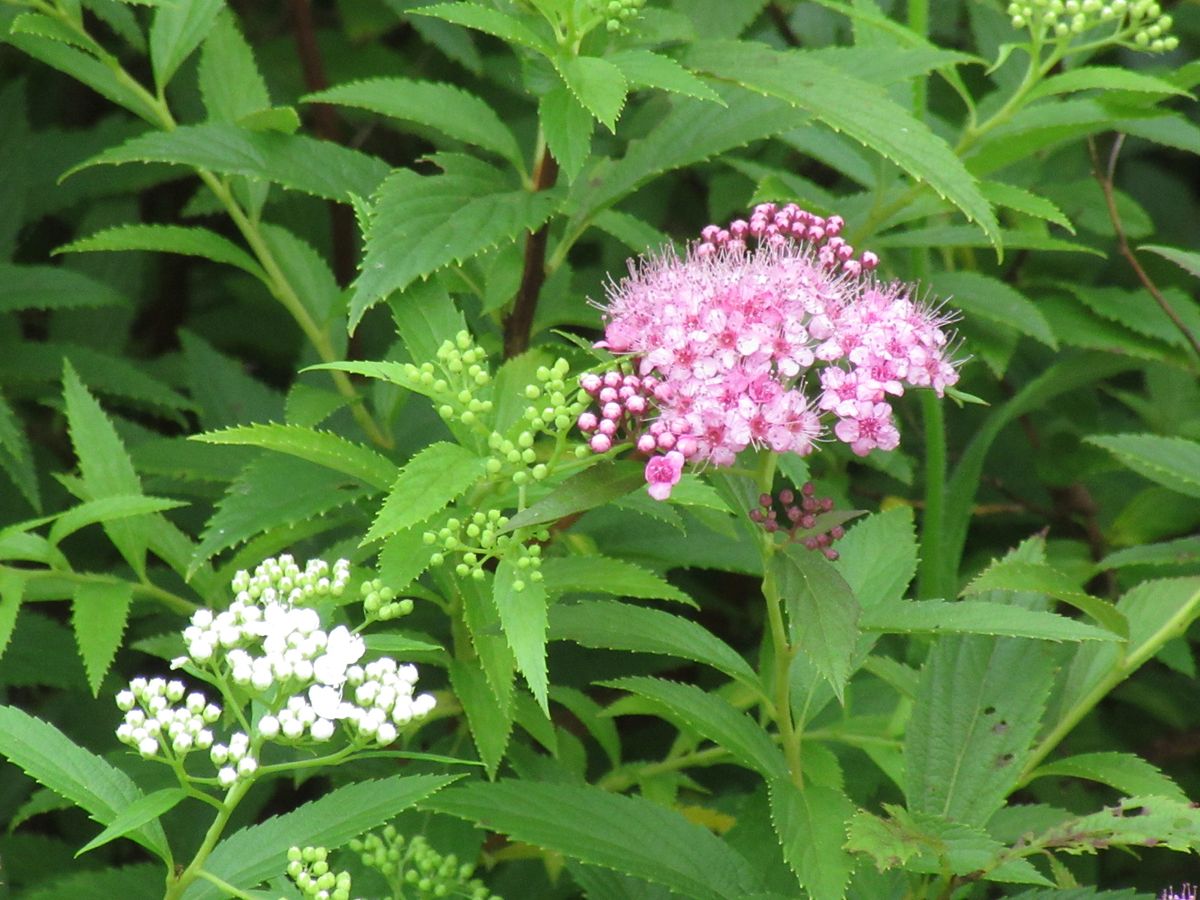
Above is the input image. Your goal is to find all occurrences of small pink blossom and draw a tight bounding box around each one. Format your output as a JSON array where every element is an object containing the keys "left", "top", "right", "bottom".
[{"left": 645, "top": 451, "right": 685, "bottom": 500}]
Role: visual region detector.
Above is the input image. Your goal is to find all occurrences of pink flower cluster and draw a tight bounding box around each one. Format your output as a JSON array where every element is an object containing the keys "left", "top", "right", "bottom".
[{"left": 578, "top": 203, "right": 961, "bottom": 500}]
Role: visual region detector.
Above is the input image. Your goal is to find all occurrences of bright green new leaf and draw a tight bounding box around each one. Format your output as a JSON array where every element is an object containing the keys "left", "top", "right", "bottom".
[
  {"left": 494, "top": 558, "right": 550, "bottom": 715},
  {"left": 57, "top": 223, "right": 267, "bottom": 282},
  {"left": 65, "top": 123, "right": 389, "bottom": 203},
  {"left": 185, "top": 774, "right": 458, "bottom": 899},
  {"left": 550, "top": 599, "right": 759, "bottom": 691},
  {"left": 772, "top": 545, "right": 860, "bottom": 700},
  {"left": 556, "top": 55, "right": 628, "bottom": 132},
  {"left": 607, "top": 676, "right": 786, "bottom": 779},
  {"left": 198, "top": 10, "right": 269, "bottom": 122},
  {"left": 49, "top": 495, "right": 186, "bottom": 548},
  {"left": 770, "top": 779, "right": 856, "bottom": 900},
  {"left": 1087, "top": 433, "right": 1200, "bottom": 499},
  {"left": 412, "top": 3, "right": 554, "bottom": 57},
  {"left": 0, "top": 569, "right": 25, "bottom": 663},
  {"left": 71, "top": 580, "right": 134, "bottom": 696},
  {"left": 979, "top": 180, "right": 1074, "bottom": 232},
  {"left": 306, "top": 77, "right": 523, "bottom": 169},
  {"left": 149, "top": 0, "right": 223, "bottom": 91},
  {"left": 0, "top": 704, "right": 169, "bottom": 861},
  {"left": 424, "top": 780, "right": 761, "bottom": 899},
  {"left": 607, "top": 49, "right": 723, "bottom": 104},
  {"left": 0, "top": 392, "right": 39, "bottom": 511},
  {"left": 76, "top": 787, "right": 187, "bottom": 857},
  {"left": 540, "top": 555, "right": 693, "bottom": 605},
  {"left": 1027, "top": 66, "right": 1191, "bottom": 102},
  {"left": 502, "top": 462, "right": 645, "bottom": 532},
  {"left": 193, "top": 423, "right": 398, "bottom": 492},
  {"left": 831, "top": 507, "right": 917, "bottom": 609},
  {"left": 364, "top": 442, "right": 485, "bottom": 543}
]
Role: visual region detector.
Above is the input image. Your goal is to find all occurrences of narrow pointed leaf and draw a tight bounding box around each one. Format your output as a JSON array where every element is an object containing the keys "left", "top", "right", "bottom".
[
  {"left": 501, "top": 462, "right": 645, "bottom": 532},
  {"left": 57, "top": 224, "right": 266, "bottom": 281},
  {"left": 364, "top": 442, "right": 486, "bottom": 543},
  {"left": 1087, "top": 433, "right": 1200, "bottom": 499},
  {"left": 770, "top": 779, "right": 855, "bottom": 900},
  {"left": 76, "top": 787, "right": 187, "bottom": 857},
  {"left": 149, "top": 0, "right": 223, "bottom": 90},
  {"left": 71, "top": 580, "right": 134, "bottom": 696},
  {"left": 494, "top": 558, "right": 549, "bottom": 714}
]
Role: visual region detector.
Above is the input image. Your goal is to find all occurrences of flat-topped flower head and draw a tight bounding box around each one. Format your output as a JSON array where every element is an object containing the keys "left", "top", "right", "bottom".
[{"left": 577, "top": 205, "right": 962, "bottom": 499}]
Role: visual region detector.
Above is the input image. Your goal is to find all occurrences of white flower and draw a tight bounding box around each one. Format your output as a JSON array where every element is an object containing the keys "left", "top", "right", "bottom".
[
  {"left": 218, "top": 766, "right": 237, "bottom": 787},
  {"left": 138, "top": 737, "right": 159, "bottom": 757},
  {"left": 310, "top": 718, "right": 335, "bottom": 741},
  {"left": 314, "top": 627, "right": 365, "bottom": 686},
  {"left": 258, "top": 715, "right": 280, "bottom": 738},
  {"left": 115, "top": 690, "right": 135, "bottom": 711},
  {"left": 309, "top": 685, "right": 352, "bottom": 721},
  {"left": 376, "top": 723, "right": 398, "bottom": 745},
  {"left": 413, "top": 693, "right": 437, "bottom": 717}
]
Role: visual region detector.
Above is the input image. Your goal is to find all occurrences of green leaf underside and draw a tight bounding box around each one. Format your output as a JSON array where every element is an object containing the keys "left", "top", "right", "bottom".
[
  {"left": 1141, "top": 243, "right": 1200, "bottom": 280},
  {"left": 364, "top": 442, "right": 486, "bottom": 543},
  {"left": 1029, "top": 751, "right": 1187, "bottom": 802},
  {"left": 305, "top": 77, "right": 522, "bottom": 167},
  {"left": 541, "top": 554, "right": 693, "bottom": 604},
  {"left": 66, "top": 123, "right": 389, "bottom": 202},
  {"left": 606, "top": 676, "right": 786, "bottom": 779},
  {"left": 502, "top": 462, "right": 646, "bottom": 532},
  {"left": 0, "top": 704, "right": 169, "bottom": 860},
  {"left": 549, "top": 599, "right": 759, "bottom": 690},
  {"left": 1087, "top": 433, "right": 1200, "bottom": 499},
  {"left": 193, "top": 423, "right": 398, "bottom": 492},
  {"left": 685, "top": 41, "right": 999, "bottom": 249},
  {"left": 494, "top": 559, "right": 550, "bottom": 714},
  {"left": 352, "top": 167, "right": 560, "bottom": 328},
  {"left": 423, "top": 780, "right": 760, "bottom": 900},
  {"left": 935, "top": 271, "right": 1056, "bottom": 349},
  {"left": 57, "top": 223, "right": 266, "bottom": 280},
  {"left": 770, "top": 779, "right": 856, "bottom": 900},
  {"left": 963, "top": 559, "right": 1127, "bottom": 638},
  {"left": 861, "top": 599, "right": 1119, "bottom": 642},
  {"left": 183, "top": 774, "right": 457, "bottom": 899}
]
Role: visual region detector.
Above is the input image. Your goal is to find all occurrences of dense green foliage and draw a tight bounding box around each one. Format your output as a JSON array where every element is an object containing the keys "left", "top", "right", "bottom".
[{"left": 1, "top": 0, "right": 1200, "bottom": 897}]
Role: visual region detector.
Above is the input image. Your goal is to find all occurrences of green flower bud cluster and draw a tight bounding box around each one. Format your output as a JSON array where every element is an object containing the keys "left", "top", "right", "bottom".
[
  {"left": 396, "top": 331, "right": 494, "bottom": 430},
  {"left": 588, "top": 0, "right": 646, "bottom": 32},
  {"left": 424, "top": 512, "right": 546, "bottom": 590},
  {"left": 285, "top": 846, "right": 354, "bottom": 900},
  {"left": 1006, "top": 0, "right": 1177, "bottom": 51},
  {"left": 360, "top": 577, "right": 414, "bottom": 622},
  {"left": 348, "top": 826, "right": 501, "bottom": 900},
  {"left": 482, "top": 358, "right": 588, "bottom": 487}
]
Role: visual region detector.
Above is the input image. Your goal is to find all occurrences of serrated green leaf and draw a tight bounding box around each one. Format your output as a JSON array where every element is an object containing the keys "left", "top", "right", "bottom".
[
  {"left": 364, "top": 442, "right": 485, "bottom": 543},
  {"left": 494, "top": 558, "right": 549, "bottom": 715},
  {"left": 540, "top": 84, "right": 593, "bottom": 182},
  {"left": 22, "top": 862, "right": 163, "bottom": 900},
  {"left": 180, "top": 331, "right": 285, "bottom": 429},
  {"left": 1027, "top": 66, "right": 1190, "bottom": 102},
  {"left": 57, "top": 223, "right": 266, "bottom": 281},
  {"left": 1087, "top": 433, "right": 1200, "bottom": 499},
  {"left": 257, "top": 223, "right": 342, "bottom": 324},
  {"left": 550, "top": 685, "right": 621, "bottom": 768},
  {"left": 770, "top": 780, "right": 855, "bottom": 900},
  {"left": 772, "top": 545, "right": 859, "bottom": 700},
  {"left": 860, "top": 599, "right": 1119, "bottom": 642},
  {"left": 935, "top": 271, "right": 1056, "bottom": 349},
  {"left": 424, "top": 781, "right": 761, "bottom": 900},
  {"left": 905, "top": 635, "right": 1057, "bottom": 826},
  {"left": 831, "top": 507, "right": 917, "bottom": 609},
  {"left": 1028, "top": 751, "right": 1187, "bottom": 802},
  {"left": 549, "top": 599, "right": 759, "bottom": 691},
  {"left": 592, "top": 209, "right": 672, "bottom": 254},
  {"left": 1098, "top": 536, "right": 1200, "bottom": 570},
  {"left": 184, "top": 774, "right": 457, "bottom": 899},
  {"left": 66, "top": 123, "right": 389, "bottom": 203},
  {"left": 448, "top": 658, "right": 513, "bottom": 777},
  {"left": 49, "top": 495, "right": 187, "bottom": 547},
  {"left": 607, "top": 49, "right": 722, "bottom": 104},
  {"left": 411, "top": 3, "right": 554, "bottom": 56},
  {"left": 1141, "top": 243, "right": 1200, "bottom": 281},
  {"left": 193, "top": 423, "right": 397, "bottom": 492},
  {"left": 378, "top": 523, "right": 437, "bottom": 594},
  {"left": 0, "top": 704, "right": 169, "bottom": 860},
  {"left": 306, "top": 77, "right": 522, "bottom": 169},
  {"left": 502, "top": 462, "right": 645, "bottom": 532},
  {"left": 198, "top": 10, "right": 269, "bottom": 122},
  {"left": 76, "top": 787, "right": 187, "bottom": 857},
  {"left": 685, "top": 41, "right": 998, "bottom": 249},
  {"left": 0, "top": 263, "right": 126, "bottom": 312},
  {"left": 4, "top": 31, "right": 161, "bottom": 123},
  {"left": 351, "top": 165, "right": 559, "bottom": 328},
  {"left": 874, "top": 225, "right": 1100, "bottom": 255},
  {"left": 62, "top": 363, "right": 150, "bottom": 578},
  {"left": 10, "top": 11, "right": 105, "bottom": 54},
  {"left": 0, "top": 391, "right": 39, "bottom": 511},
  {"left": 979, "top": 180, "right": 1074, "bottom": 232},
  {"left": 71, "top": 580, "right": 134, "bottom": 696},
  {"left": 1031, "top": 795, "right": 1200, "bottom": 856},
  {"left": 541, "top": 555, "right": 693, "bottom": 605},
  {"left": 149, "top": 0, "right": 223, "bottom": 91},
  {"left": 193, "top": 455, "right": 372, "bottom": 564},
  {"left": 0, "top": 569, "right": 25, "bottom": 663},
  {"left": 556, "top": 55, "right": 627, "bottom": 132},
  {"left": 607, "top": 676, "right": 786, "bottom": 779},
  {"left": 963, "top": 559, "right": 1127, "bottom": 638}
]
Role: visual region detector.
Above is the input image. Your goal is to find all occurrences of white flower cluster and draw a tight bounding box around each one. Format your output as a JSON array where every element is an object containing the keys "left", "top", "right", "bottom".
[
  {"left": 302, "top": 658, "right": 437, "bottom": 747},
  {"left": 115, "top": 677, "right": 219, "bottom": 759},
  {"left": 210, "top": 731, "right": 258, "bottom": 787}
]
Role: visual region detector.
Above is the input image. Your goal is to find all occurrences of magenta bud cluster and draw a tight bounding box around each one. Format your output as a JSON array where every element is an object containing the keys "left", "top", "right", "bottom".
[
  {"left": 749, "top": 483, "right": 845, "bottom": 559},
  {"left": 698, "top": 202, "right": 879, "bottom": 277}
]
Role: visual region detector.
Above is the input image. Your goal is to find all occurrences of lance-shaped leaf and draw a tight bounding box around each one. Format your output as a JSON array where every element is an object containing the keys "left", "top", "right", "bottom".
[
  {"left": 1087, "top": 433, "right": 1200, "bottom": 499},
  {"left": 0, "top": 263, "right": 127, "bottom": 312},
  {"left": 448, "top": 658, "right": 513, "bottom": 777},
  {"left": 57, "top": 223, "right": 267, "bottom": 281},
  {"left": 364, "top": 442, "right": 486, "bottom": 543},
  {"left": 199, "top": 10, "right": 270, "bottom": 122},
  {"left": 1141, "top": 243, "right": 1200, "bottom": 280},
  {"left": 540, "top": 555, "right": 693, "bottom": 605},
  {"left": 501, "top": 461, "right": 645, "bottom": 532},
  {"left": 351, "top": 165, "right": 560, "bottom": 328},
  {"left": 963, "top": 558, "right": 1126, "bottom": 638},
  {"left": 493, "top": 558, "right": 550, "bottom": 715},
  {"left": 555, "top": 55, "right": 627, "bottom": 132},
  {"left": 72, "top": 580, "right": 134, "bottom": 696},
  {"left": 860, "top": 599, "right": 1119, "bottom": 642},
  {"left": 149, "top": 0, "right": 223, "bottom": 91},
  {"left": 770, "top": 779, "right": 856, "bottom": 900},
  {"left": 1027, "top": 751, "right": 1187, "bottom": 803},
  {"left": 934, "top": 271, "right": 1056, "bottom": 349}
]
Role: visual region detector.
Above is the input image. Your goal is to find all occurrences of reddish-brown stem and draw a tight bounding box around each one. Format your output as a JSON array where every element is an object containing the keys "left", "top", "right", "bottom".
[
  {"left": 1090, "top": 135, "right": 1200, "bottom": 362},
  {"left": 288, "top": 0, "right": 356, "bottom": 286},
  {"left": 503, "top": 151, "right": 560, "bottom": 359},
  {"left": 767, "top": 2, "right": 801, "bottom": 46}
]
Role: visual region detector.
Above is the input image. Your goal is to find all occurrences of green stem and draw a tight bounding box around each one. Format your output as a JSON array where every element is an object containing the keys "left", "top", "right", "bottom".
[
  {"left": 907, "top": 0, "right": 929, "bottom": 119},
  {"left": 164, "top": 779, "right": 253, "bottom": 899},
  {"left": 915, "top": 391, "right": 947, "bottom": 600},
  {"left": 597, "top": 745, "right": 733, "bottom": 791}
]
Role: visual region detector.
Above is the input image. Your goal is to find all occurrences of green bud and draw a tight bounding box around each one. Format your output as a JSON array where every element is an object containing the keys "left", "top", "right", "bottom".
[
  {"left": 532, "top": 464, "right": 548, "bottom": 480},
  {"left": 518, "top": 431, "right": 534, "bottom": 448},
  {"left": 438, "top": 404, "right": 454, "bottom": 419},
  {"left": 525, "top": 384, "right": 541, "bottom": 399},
  {"left": 486, "top": 458, "right": 502, "bottom": 475},
  {"left": 471, "top": 568, "right": 485, "bottom": 581},
  {"left": 521, "top": 448, "right": 537, "bottom": 464}
]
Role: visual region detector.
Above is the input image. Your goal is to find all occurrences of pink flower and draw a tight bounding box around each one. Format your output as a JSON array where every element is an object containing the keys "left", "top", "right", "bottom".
[{"left": 645, "top": 451, "right": 685, "bottom": 500}]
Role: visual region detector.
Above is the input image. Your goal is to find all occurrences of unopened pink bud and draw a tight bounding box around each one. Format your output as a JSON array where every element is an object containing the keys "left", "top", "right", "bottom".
[
  {"left": 590, "top": 434, "right": 612, "bottom": 453},
  {"left": 599, "top": 387, "right": 618, "bottom": 403},
  {"left": 676, "top": 435, "right": 698, "bottom": 457},
  {"left": 637, "top": 434, "right": 657, "bottom": 453},
  {"left": 602, "top": 401, "right": 622, "bottom": 420},
  {"left": 580, "top": 373, "right": 602, "bottom": 394},
  {"left": 577, "top": 412, "right": 598, "bottom": 432},
  {"left": 598, "top": 418, "right": 617, "bottom": 437},
  {"left": 861, "top": 251, "right": 879, "bottom": 270},
  {"left": 603, "top": 371, "right": 623, "bottom": 388},
  {"left": 625, "top": 395, "right": 647, "bottom": 414},
  {"left": 657, "top": 431, "right": 676, "bottom": 450},
  {"left": 701, "top": 225, "right": 721, "bottom": 242}
]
